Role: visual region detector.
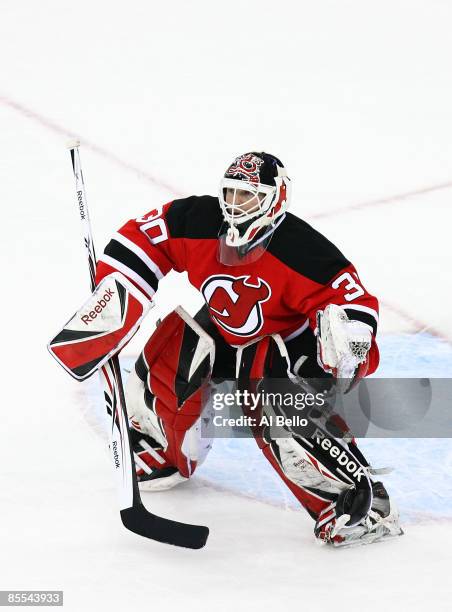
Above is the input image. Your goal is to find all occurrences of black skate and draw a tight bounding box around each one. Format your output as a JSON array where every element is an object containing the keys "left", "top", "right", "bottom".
[
  {"left": 129, "top": 427, "right": 188, "bottom": 492},
  {"left": 315, "top": 481, "right": 404, "bottom": 548}
]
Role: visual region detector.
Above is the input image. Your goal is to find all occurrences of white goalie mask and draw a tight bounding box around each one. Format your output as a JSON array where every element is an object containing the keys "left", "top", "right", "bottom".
[{"left": 218, "top": 152, "right": 291, "bottom": 265}]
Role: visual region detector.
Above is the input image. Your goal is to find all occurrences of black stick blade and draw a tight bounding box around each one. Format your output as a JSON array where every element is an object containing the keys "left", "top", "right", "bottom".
[{"left": 120, "top": 504, "right": 209, "bottom": 550}]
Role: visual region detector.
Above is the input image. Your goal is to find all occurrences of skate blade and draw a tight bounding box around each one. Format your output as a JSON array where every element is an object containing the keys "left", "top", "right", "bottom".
[
  {"left": 332, "top": 527, "right": 404, "bottom": 549},
  {"left": 139, "top": 472, "right": 188, "bottom": 492}
]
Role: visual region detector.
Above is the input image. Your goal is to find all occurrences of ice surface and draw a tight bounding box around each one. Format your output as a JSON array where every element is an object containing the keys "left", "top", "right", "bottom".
[{"left": 2, "top": 0, "right": 452, "bottom": 609}]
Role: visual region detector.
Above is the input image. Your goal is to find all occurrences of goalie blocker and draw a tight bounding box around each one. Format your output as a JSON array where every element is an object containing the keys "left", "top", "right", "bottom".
[{"left": 47, "top": 273, "right": 151, "bottom": 380}]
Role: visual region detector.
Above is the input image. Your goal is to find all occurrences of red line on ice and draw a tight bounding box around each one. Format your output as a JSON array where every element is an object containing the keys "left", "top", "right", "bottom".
[
  {"left": 308, "top": 182, "right": 452, "bottom": 220},
  {"left": 0, "top": 94, "right": 183, "bottom": 197},
  {"left": 381, "top": 300, "right": 452, "bottom": 345}
]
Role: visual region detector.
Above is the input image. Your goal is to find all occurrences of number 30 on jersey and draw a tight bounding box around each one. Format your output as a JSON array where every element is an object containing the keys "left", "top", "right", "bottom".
[{"left": 136, "top": 206, "right": 168, "bottom": 245}]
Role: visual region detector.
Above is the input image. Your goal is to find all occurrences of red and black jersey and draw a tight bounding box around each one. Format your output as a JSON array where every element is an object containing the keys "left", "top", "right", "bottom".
[{"left": 96, "top": 195, "right": 380, "bottom": 374}]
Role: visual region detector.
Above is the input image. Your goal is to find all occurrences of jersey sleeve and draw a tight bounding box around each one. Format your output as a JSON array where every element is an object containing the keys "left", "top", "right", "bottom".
[
  {"left": 95, "top": 201, "right": 186, "bottom": 300},
  {"left": 298, "top": 263, "right": 380, "bottom": 375}
]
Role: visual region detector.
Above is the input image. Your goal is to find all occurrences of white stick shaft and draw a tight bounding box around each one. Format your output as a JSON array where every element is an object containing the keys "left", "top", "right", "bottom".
[
  {"left": 68, "top": 143, "right": 135, "bottom": 511},
  {"left": 70, "top": 144, "right": 97, "bottom": 290}
]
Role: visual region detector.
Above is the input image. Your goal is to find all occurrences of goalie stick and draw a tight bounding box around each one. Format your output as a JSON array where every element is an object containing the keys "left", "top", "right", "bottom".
[{"left": 68, "top": 142, "right": 209, "bottom": 549}]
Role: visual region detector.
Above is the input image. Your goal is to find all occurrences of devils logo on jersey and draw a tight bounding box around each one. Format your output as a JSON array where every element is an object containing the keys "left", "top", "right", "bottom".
[
  {"left": 201, "top": 274, "right": 271, "bottom": 336},
  {"left": 225, "top": 153, "right": 264, "bottom": 184}
]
